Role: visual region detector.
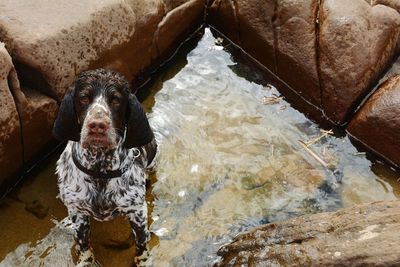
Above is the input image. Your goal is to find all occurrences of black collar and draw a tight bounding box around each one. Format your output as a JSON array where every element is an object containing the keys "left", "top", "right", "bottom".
[{"left": 72, "top": 153, "right": 123, "bottom": 179}]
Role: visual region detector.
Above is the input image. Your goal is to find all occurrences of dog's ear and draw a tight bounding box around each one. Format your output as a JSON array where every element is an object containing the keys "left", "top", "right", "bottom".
[
  {"left": 52, "top": 87, "right": 80, "bottom": 142},
  {"left": 124, "top": 93, "right": 154, "bottom": 148}
]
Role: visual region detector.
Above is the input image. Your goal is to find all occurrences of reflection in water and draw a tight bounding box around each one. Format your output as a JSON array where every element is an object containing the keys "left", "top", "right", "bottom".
[
  {"left": 147, "top": 29, "right": 398, "bottom": 265},
  {"left": 0, "top": 28, "right": 399, "bottom": 266},
  {"left": 1, "top": 218, "right": 75, "bottom": 267}
]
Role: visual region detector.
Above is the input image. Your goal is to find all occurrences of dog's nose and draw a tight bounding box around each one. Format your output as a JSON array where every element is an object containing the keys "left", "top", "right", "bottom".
[{"left": 88, "top": 120, "right": 108, "bottom": 134}]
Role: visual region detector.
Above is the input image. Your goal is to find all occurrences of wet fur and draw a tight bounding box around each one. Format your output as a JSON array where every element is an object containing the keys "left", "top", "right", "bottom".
[{"left": 53, "top": 69, "right": 156, "bottom": 263}]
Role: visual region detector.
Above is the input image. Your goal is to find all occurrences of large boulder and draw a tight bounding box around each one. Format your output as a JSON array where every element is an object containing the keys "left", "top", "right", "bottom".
[
  {"left": 275, "top": 0, "right": 320, "bottom": 107},
  {"left": 0, "top": 42, "right": 23, "bottom": 185},
  {"left": 216, "top": 200, "right": 400, "bottom": 266},
  {"left": 347, "top": 75, "right": 400, "bottom": 167},
  {"left": 319, "top": 0, "right": 400, "bottom": 124},
  {"left": 0, "top": 0, "right": 205, "bottom": 101}
]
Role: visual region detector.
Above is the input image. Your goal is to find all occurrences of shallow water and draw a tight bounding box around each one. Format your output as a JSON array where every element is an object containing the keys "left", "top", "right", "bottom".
[{"left": 1, "top": 28, "right": 399, "bottom": 266}]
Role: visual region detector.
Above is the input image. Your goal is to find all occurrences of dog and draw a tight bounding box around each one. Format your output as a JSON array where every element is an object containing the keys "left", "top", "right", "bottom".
[{"left": 53, "top": 69, "right": 157, "bottom": 265}]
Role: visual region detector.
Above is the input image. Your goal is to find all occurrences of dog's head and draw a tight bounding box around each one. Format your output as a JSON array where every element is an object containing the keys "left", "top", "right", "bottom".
[{"left": 52, "top": 69, "right": 153, "bottom": 151}]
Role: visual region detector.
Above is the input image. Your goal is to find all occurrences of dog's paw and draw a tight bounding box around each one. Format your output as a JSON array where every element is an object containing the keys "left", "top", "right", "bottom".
[
  {"left": 134, "top": 244, "right": 151, "bottom": 267},
  {"left": 76, "top": 249, "right": 101, "bottom": 267}
]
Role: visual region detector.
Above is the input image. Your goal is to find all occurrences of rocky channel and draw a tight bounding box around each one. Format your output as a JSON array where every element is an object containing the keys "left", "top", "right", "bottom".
[{"left": 1, "top": 1, "right": 400, "bottom": 266}]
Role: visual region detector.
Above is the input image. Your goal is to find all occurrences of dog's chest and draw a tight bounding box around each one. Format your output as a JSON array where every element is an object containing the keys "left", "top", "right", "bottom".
[{"left": 56, "top": 146, "right": 146, "bottom": 221}]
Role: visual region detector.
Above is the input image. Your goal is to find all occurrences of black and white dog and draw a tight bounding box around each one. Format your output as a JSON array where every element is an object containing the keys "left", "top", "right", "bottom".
[{"left": 53, "top": 69, "right": 157, "bottom": 265}]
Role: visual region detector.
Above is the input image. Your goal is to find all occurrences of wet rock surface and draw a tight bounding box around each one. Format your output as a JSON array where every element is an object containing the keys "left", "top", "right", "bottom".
[
  {"left": 0, "top": 42, "right": 23, "bottom": 185},
  {"left": 348, "top": 75, "right": 400, "bottom": 167},
  {"left": 208, "top": 0, "right": 400, "bottom": 124},
  {"left": 215, "top": 200, "right": 400, "bottom": 266}
]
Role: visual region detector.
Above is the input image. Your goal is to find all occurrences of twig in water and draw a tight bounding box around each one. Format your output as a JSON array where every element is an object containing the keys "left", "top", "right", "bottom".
[
  {"left": 299, "top": 140, "right": 329, "bottom": 168},
  {"left": 304, "top": 129, "right": 333, "bottom": 147},
  {"left": 262, "top": 96, "right": 284, "bottom": 105},
  {"left": 353, "top": 152, "right": 366, "bottom": 156},
  {"left": 270, "top": 144, "right": 274, "bottom": 157}
]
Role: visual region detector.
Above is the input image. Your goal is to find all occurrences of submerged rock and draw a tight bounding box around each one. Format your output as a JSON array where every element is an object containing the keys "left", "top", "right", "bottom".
[
  {"left": 215, "top": 200, "right": 400, "bottom": 266},
  {"left": 25, "top": 199, "right": 49, "bottom": 219}
]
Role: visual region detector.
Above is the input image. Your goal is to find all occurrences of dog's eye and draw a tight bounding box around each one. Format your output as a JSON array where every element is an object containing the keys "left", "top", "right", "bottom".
[
  {"left": 80, "top": 96, "right": 90, "bottom": 105},
  {"left": 111, "top": 96, "right": 121, "bottom": 107}
]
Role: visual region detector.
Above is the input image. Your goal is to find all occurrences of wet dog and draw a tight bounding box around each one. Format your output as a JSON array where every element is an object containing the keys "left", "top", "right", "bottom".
[{"left": 53, "top": 69, "right": 157, "bottom": 265}]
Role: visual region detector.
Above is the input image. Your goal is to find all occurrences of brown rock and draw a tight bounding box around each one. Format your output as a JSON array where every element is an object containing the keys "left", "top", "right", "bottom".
[
  {"left": 347, "top": 75, "right": 400, "bottom": 167},
  {"left": 0, "top": 41, "right": 58, "bottom": 185},
  {"left": 275, "top": 0, "right": 320, "bottom": 106},
  {"left": 235, "top": 0, "right": 276, "bottom": 72},
  {"left": 371, "top": 0, "right": 400, "bottom": 13},
  {"left": 0, "top": 42, "right": 23, "bottom": 184},
  {"left": 153, "top": 0, "right": 205, "bottom": 62},
  {"left": 89, "top": 0, "right": 165, "bottom": 85},
  {"left": 216, "top": 200, "right": 400, "bottom": 266},
  {"left": 319, "top": 0, "right": 400, "bottom": 124},
  {"left": 0, "top": 0, "right": 204, "bottom": 101},
  {"left": 15, "top": 88, "right": 58, "bottom": 163},
  {"left": 208, "top": 0, "right": 241, "bottom": 44}
]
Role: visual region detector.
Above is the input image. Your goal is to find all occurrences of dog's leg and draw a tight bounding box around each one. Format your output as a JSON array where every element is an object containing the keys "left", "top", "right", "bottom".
[
  {"left": 128, "top": 205, "right": 150, "bottom": 257},
  {"left": 70, "top": 212, "right": 96, "bottom": 265}
]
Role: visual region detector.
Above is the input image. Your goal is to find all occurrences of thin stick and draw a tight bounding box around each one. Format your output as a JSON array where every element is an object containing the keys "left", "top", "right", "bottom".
[
  {"left": 262, "top": 96, "right": 284, "bottom": 105},
  {"left": 299, "top": 140, "right": 329, "bottom": 168},
  {"left": 304, "top": 129, "right": 333, "bottom": 147}
]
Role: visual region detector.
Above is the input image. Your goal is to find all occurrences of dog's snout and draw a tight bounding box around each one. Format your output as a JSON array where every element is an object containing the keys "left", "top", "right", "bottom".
[{"left": 88, "top": 120, "right": 108, "bottom": 134}]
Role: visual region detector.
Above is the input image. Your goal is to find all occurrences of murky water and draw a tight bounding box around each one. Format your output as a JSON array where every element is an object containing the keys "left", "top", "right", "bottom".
[{"left": 1, "top": 28, "right": 399, "bottom": 267}]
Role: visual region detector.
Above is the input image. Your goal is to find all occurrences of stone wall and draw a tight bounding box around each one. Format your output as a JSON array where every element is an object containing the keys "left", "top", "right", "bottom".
[{"left": 208, "top": 0, "right": 400, "bottom": 167}]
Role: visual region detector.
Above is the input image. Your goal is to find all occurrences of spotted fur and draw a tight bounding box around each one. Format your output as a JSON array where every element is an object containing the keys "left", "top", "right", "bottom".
[{"left": 53, "top": 69, "right": 156, "bottom": 264}]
